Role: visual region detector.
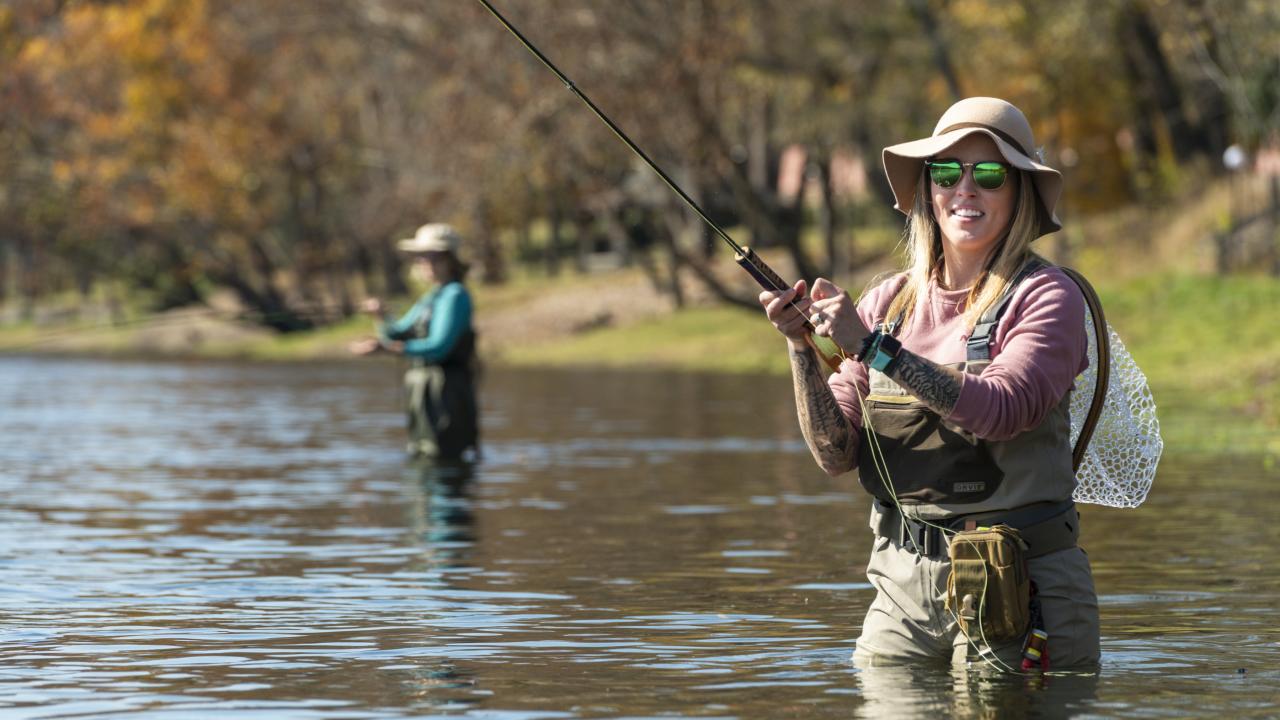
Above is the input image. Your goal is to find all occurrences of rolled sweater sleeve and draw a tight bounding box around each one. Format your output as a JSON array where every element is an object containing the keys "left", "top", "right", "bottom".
[
  {"left": 402, "top": 283, "right": 472, "bottom": 363},
  {"left": 948, "top": 270, "right": 1088, "bottom": 440}
]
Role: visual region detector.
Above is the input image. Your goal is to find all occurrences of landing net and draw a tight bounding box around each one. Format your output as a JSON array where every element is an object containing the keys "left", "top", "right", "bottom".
[{"left": 1069, "top": 306, "right": 1162, "bottom": 508}]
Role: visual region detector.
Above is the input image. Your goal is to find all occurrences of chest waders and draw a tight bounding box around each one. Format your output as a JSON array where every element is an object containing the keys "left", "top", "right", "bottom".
[
  {"left": 404, "top": 302, "right": 479, "bottom": 460},
  {"left": 860, "top": 258, "right": 1081, "bottom": 648}
]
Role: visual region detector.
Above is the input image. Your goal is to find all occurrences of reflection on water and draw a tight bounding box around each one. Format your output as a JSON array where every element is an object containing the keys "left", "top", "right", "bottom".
[
  {"left": 852, "top": 662, "right": 1102, "bottom": 720},
  {"left": 0, "top": 356, "right": 1276, "bottom": 718}
]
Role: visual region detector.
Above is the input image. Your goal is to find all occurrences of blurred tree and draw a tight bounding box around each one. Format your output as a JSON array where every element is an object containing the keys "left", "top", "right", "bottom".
[{"left": 1, "top": 0, "right": 1275, "bottom": 327}]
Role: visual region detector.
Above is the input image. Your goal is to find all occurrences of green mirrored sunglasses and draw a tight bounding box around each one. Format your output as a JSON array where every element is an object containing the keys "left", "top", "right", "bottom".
[{"left": 925, "top": 159, "right": 1010, "bottom": 190}]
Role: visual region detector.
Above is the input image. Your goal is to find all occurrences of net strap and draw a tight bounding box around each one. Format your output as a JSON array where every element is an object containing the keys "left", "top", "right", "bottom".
[{"left": 1060, "top": 267, "right": 1111, "bottom": 472}]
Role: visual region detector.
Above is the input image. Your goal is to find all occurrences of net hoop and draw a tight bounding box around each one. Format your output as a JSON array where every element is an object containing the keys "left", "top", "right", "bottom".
[{"left": 1062, "top": 269, "right": 1162, "bottom": 509}]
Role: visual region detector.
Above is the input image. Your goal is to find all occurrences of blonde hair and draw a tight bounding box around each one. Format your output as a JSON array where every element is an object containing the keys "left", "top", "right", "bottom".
[{"left": 881, "top": 168, "right": 1043, "bottom": 331}]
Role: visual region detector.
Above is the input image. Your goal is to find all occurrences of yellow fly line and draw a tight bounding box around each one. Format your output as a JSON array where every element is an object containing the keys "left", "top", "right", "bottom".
[
  {"left": 855, "top": 390, "right": 1027, "bottom": 675},
  {"left": 851, "top": 273, "right": 1161, "bottom": 674}
]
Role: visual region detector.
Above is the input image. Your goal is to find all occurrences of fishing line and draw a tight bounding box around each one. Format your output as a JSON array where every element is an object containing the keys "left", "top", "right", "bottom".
[
  {"left": 855, "top": 373, "right": 1024, "bottom": 675},
  {"left": 862, "top": 388, "right": 1097, "bottom": 677},
  {"left": 853, "top": 279, "right": 1115, "bottom": 677},
  {"left": 478, "top": 0, "right": 1063, "bottom": 676}
]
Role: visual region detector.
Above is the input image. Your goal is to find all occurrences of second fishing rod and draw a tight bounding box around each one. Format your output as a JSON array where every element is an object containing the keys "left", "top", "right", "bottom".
[{"left": 474, "top": 0, "right": 847, "bottom": 372}]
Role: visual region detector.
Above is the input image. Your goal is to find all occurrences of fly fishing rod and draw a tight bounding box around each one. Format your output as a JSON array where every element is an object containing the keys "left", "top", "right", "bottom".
[{"left": 474, "top": 0, "right": 846, "bottom": 371}]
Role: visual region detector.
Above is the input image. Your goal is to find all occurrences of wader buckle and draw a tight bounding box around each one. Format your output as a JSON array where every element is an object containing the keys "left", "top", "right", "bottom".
[{"left": 899, "top": 516, "right": 945, "bottom": 557}]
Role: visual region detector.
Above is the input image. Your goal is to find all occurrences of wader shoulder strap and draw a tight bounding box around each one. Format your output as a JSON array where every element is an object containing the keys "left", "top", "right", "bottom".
[
  {"left": 962, "top": 259, "right": 1112, "bottom": 472},
  {"left": 965, "top": 257, "right": 1050, "bottom": 362}
]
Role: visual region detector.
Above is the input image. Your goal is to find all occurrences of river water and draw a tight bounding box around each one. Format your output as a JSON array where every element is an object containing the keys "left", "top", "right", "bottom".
[{"left": 0, "top": 355, "right": 1276, "bottom": 718}]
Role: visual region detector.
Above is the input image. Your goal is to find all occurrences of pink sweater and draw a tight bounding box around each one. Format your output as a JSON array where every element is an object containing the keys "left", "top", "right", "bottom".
[{"left": 829, "top": 267, "right": 1088, "bottom": 444}]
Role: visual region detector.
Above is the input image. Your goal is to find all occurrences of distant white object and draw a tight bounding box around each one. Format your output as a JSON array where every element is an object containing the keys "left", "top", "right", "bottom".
[
  {"left": 1069, "top": 304, "right": 1162, "bottom": 509},
  {"left": 1223, "top": 144, "right": 1247, "bottom": 171}
]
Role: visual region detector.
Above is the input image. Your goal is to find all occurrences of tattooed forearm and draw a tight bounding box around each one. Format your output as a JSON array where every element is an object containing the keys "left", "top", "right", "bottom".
[
  {"left": 790, "top": 346, "right": 856, "bottom": 475},
  {"left": 887, "top": 349, "right": 964, "bottom": 416}
]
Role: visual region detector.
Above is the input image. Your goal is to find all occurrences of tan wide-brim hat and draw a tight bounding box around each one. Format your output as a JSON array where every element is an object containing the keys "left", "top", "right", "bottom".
[
  {"left": 397, "top": 223, "right": 461, "bottom": 255},
  {"left": 882, "top": 97, "right": 1062, "bottom": 237}
]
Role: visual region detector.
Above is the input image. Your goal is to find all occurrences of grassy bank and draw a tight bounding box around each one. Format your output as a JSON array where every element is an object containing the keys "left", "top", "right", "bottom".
[
  {"left": 1097, "top": 274, "right": 1279, "bottom": 457},
  {"left": 0, "top": 308, "right": 365, "bottom": 362},
  {"left": 496, "top": 271, "right": 1280, "bottom": 458},
  {"left": 2, "top": 269, "right": 1275, "bottom": 458},
  {"left": 2, "top": 177, "right": 1275, "bottom": 457}
]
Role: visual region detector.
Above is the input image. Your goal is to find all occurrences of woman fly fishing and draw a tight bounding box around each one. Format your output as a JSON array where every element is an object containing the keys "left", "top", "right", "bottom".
[
  {"left": 760, "top": 97, "right": 1100, "bottom": 670},
  {"left": 351, "top": 223, "right": 480, "bottom": 462}
]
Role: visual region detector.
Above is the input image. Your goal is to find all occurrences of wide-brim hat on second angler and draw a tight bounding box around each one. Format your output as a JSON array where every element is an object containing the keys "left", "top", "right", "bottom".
[
  {"left": 397, "top": 223, "right": 462, "bottom": 254},
  {"left": 882, "top": 96, "right": 1063, "bottom": 237}
]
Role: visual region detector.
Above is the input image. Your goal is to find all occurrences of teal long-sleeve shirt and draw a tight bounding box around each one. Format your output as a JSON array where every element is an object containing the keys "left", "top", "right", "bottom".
[{"left": 379, "top": 282, "right": 472, "bottom": 363}]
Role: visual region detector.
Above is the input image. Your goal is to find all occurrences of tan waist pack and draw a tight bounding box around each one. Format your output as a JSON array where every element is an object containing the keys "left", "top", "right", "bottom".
[{"left": 944, "top": 525, "right": 1031, "bottom": 644}]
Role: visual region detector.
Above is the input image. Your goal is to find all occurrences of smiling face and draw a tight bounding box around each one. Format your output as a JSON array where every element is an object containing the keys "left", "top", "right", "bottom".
[{"left": 930, "top": 134, "right": 1018, "bottom": 267}]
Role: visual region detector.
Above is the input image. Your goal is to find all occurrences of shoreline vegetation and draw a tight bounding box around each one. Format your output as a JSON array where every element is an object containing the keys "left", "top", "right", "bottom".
[{"left": 2, "top": 186, "right": 1278, "bottom": 458}]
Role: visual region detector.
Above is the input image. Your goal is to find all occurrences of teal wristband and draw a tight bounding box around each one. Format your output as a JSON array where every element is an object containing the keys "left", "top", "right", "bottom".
[
  {"left": 867, "top": 333, "right": 902, "bottom": 373},
  {"left": 865, "top": 332, "right": 884, "bottom": 361}
]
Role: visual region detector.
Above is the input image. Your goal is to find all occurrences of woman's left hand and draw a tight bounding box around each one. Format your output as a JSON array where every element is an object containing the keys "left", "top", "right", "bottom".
[
  {"left": 350, "top": 338, "right": 405, "bottom": 356},
  {"left": 807, "top": 278, "right": 869, "bottom": 352},
  {"left": 349, "top": 337, "right": 382, "bottom": 356}
]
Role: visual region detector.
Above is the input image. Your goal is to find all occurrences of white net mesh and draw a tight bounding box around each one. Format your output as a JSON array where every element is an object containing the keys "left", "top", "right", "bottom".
[{"left": 1069, "top": 305, "right": 1163, "bottom": 508}]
